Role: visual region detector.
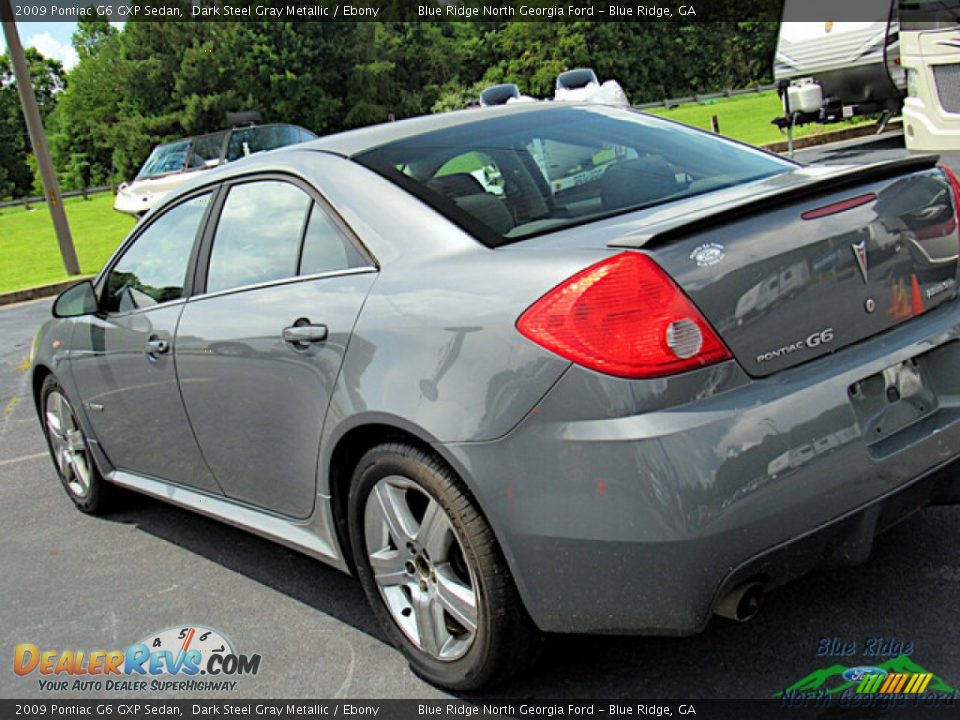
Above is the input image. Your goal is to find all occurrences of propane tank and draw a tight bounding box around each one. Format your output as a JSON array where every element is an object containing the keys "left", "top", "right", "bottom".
[{"left": 786, "top": 78, "right": 824, "bottom": 114}]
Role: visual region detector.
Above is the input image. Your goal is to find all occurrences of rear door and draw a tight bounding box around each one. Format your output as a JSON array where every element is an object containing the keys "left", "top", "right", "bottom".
[{"left": 175, "top": 176, "right": 376, "bottom": 518}]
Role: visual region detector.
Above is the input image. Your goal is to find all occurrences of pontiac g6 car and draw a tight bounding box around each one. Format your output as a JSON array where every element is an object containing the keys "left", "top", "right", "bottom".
[{"left": 32, "top": 104, "right": 960, "bottom": 689}]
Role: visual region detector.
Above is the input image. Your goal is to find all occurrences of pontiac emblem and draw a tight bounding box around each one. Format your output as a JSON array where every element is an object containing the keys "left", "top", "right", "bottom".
[{"left": 852, "top": 240, "right": 869, "bottom": 284}]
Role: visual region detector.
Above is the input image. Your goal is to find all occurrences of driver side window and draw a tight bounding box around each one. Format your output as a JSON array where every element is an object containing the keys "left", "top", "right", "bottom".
[{"left": 102, "top": 193, "right": 211, "bottom": 314}]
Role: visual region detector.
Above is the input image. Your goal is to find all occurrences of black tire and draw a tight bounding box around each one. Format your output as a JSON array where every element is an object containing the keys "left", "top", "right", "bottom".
[
  {"left": 348, "top": 442, "right": 541, "bottom": 690},
  {"left": 39, "top": 374, "right": 117, "bottom": 515}
]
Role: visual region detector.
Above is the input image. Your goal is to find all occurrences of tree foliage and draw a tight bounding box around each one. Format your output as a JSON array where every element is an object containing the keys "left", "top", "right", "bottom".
[
  {"left": 2, "top": 18, "right": 780, "bottom": 197},
  {"left": 0, "top": 48, "right": 66, "bottom": 197}
]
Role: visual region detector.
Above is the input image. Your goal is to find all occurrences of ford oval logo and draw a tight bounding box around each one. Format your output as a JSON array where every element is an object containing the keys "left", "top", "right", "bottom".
[
  {"left": 690, "top": 243, "right": 725, "bottom": 267},
  {"left": 843, "top": 666, "right": 887, "bottom": 682}
]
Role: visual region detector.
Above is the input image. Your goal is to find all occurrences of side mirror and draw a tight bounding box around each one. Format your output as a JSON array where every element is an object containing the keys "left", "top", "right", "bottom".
[{"left": 52, "top": 280, "right": 98, "bottom": 318}]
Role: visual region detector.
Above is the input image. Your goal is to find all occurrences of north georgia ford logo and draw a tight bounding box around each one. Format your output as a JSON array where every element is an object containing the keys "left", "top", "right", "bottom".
[
  {"left": 14, "top": 625, "right": 261, "bottom": 692},
  {"left": 756, "top": 328, "right": 835, "bottom": 365}
]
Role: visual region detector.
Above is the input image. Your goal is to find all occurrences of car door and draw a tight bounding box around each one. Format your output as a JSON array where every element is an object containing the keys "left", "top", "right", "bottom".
[
  {"left": 69, "top": 191, "right": 223, "bottom": 494},
  {"left": 175, "top": 176, "right": 377, "bottom": 518}
]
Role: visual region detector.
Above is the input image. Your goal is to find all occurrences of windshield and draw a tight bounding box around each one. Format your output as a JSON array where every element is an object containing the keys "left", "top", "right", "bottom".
[
  {"left": 187, "top": 131, "right": 228, "bottom": 169},
  {"left": 136, "top": 140, "right": 191, "bottom": 179},
  {"left": 354, "top": 106, "right": 794, "bottom": 247},
  {"left": 226, "top": 125, "right": 316, "bottom": 161}
]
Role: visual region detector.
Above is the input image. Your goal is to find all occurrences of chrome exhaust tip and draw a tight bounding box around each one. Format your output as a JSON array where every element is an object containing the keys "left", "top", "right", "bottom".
[{"left": 715, "top": 581, "right": 764, "bottom": 623}]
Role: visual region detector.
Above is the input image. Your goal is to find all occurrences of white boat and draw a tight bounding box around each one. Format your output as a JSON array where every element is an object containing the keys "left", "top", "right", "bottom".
[{"left": 114, "top": 123, "right": 316, "bottom": 217}]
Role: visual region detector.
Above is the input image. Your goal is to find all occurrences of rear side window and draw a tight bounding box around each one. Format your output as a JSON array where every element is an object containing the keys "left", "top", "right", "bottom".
[
  {"left": 206, "top": 181, "right": 311, "bottom": 293},
  {"left": 354, "top": 106, "right": 793, "bottom": 246},
  {"left": 299, "top": 203, "right": 367, "bottom": 275},
  {"left": 103, "top": 193, "right": 211, "bottom": 313}
]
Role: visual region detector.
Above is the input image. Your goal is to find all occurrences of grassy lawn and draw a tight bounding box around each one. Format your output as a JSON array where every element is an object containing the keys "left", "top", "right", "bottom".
[
  {"left": 645, "top": 90, "right": 869, "bottom": 146},
  {"left": 0, "top": 192, "right": 135, "bottom": 294}
]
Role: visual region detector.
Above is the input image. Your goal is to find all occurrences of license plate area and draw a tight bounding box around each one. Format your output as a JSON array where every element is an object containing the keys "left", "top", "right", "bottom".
[{"left": 848, "top": 356, "right": 939, "bottom": 444}]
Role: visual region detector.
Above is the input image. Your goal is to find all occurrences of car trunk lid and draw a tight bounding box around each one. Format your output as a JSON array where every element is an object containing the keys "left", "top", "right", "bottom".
[{"left": 611, "top": 157, "right": 960, "bottom": 376}]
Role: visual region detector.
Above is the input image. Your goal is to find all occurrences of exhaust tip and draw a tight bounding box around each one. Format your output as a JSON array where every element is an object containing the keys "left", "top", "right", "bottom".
[{"left": 715, "top": 581, "right": 765, "bottom": 623}]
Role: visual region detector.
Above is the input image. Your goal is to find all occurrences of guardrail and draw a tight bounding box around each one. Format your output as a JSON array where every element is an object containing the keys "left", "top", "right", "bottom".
[
  {"left": 0, "top": 184, "right": 114, "bottom": 210},
  {"left": 633, "top": 83, "right": 778, "bottom": 110}
]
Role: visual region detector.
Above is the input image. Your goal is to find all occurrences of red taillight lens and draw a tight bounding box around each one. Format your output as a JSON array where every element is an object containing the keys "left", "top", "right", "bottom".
[
  {"left": 941, "top": 166, "right": 960, "bottom": 262},
  {"left": 516, "top": 252, "right": 732, "bottom": 379}
]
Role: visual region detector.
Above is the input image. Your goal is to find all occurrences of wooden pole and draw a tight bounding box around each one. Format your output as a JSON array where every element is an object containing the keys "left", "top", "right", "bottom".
[{"left": 2, "top": 5, "right": 80, "bottom": 275}]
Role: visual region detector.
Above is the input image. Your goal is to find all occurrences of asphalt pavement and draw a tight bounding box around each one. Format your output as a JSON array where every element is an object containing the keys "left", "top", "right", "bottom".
[{"left": 2, "top": 133, "right": 960, "bottom": 700}]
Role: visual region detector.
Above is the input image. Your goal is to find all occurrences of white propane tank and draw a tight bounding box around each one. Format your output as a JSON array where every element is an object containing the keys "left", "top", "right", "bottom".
[{"left": 786, "top": 79, "right": 823, "bottom": 113}]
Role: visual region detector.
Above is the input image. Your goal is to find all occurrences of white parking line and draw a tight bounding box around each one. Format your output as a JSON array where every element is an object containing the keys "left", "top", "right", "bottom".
[{"left": 0, "top": 451, "right": 47, "bottom": 468}]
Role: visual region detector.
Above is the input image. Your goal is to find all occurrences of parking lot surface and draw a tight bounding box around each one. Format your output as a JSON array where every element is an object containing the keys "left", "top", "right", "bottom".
[{"left": 3, "top": 134, "right": 960, "bottom": 699}]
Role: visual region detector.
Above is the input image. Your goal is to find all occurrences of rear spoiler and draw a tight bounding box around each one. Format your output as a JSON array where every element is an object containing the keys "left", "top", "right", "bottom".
[{"left": 608, "top": 154, "right": 941, "bottom": 249}]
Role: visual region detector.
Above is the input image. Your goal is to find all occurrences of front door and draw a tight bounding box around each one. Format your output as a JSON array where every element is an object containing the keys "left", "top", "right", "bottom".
[
  {"left": 175, "top": 178, "right": 376, "bottom": 518},
  {"left": 70, "top": 192, "right": 222, "bottom": 493}
]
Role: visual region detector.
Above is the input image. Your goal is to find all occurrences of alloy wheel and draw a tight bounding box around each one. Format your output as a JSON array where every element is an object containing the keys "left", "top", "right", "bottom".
[
  {"left": 363, "top": 474, "right": 478, "bottom": 661},
  {"left": 45, "top": 391, "right": 92, "bottom": 498}
]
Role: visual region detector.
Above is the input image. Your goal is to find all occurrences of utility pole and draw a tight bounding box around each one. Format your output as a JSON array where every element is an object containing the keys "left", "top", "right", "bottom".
[{"left": 2, "top": 5, "right": 80, "bottom": 275}]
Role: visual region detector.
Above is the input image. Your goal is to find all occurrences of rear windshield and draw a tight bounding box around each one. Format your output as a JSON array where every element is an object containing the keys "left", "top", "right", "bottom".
[{"left": 353, "top": 106, "right": 794, "bottom": 247}]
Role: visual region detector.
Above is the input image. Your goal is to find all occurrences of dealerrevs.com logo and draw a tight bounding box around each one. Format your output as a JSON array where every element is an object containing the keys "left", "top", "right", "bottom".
[{"left": 14, "top": 625, "right": 261, "bottom": 693}]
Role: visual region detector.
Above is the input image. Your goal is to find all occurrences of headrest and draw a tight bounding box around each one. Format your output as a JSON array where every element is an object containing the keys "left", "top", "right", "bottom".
[
  {"left": 427, "top": 173, "right": 486, "bottom": 199},
  {"left": 454, "top": 193, "right": 515, "bottom": 236},
  {"left": 600, "top": 156, "right": 681, "bottom": 211}
]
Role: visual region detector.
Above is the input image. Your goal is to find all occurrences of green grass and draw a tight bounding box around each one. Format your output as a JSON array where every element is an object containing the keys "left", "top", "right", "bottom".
[
  {"left": 645, "top": 90, "right": 869, "bottom": 146},
  {"left": 0, "top": 192, "right": 135, "bottom": 294}
]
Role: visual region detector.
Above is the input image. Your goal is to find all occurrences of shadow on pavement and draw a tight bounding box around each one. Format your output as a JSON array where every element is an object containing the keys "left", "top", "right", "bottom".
[{"left": 100, "top": 490, "right": 960, "bottom": 699}]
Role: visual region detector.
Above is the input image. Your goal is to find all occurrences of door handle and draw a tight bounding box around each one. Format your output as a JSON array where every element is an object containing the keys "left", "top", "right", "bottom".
[
  {"left": 282, "top": 322, "right": 328, "bottom": 349},
  {"left": 144, "top": 336, "right": 170, "bottom": 357}
]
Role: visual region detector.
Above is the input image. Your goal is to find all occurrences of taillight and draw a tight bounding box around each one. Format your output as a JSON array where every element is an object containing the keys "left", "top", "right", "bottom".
[
  {"left": 516, "top": 252, "right": 732, "bottom": 379},
  {"left": 941, "top": 165, "right": 960, "bottom": 261}
]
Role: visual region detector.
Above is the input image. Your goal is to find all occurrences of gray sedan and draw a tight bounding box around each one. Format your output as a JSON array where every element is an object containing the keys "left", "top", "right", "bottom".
[{"left": 31, "top": 103, "right": 960, "bottom": 690}]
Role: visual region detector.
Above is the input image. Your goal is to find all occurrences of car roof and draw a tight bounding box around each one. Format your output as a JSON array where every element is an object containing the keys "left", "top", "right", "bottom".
[{"left": 299, "top": 102, "right": 594, "bottom": 157}]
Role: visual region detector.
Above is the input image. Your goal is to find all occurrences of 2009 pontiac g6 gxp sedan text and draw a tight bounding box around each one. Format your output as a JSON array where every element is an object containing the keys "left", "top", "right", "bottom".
[{"left": 32, "top": 103, "right": 960, "bottom": 690}]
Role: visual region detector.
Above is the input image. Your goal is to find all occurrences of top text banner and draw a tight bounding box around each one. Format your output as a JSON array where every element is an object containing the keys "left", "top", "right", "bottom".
[{"left": 2, "top": 0, "right": 906, "bottom": 23}]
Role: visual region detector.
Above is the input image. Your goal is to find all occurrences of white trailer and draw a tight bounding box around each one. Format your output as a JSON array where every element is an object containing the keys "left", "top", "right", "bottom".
[
  {"left": 774, "top": 1, "right": 906, "bottom": 123},
  {"left": 900, "top": 0, "right": 960, "bottom": 150}
]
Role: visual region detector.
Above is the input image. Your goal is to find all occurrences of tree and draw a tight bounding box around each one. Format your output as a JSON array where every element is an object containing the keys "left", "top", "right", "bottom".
[
  {"left": 0, "top": 48, "right": 66, "bottom": 198},
  {"left": 48, "top": 29, "right": 124, "bottom": 187},
  {"left": 72, "top": 17, "right": 116, "bottom": 62}
]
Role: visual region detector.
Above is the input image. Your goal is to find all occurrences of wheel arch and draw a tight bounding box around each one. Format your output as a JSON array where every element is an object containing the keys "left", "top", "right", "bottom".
[
  {"left": 31, "top": 364, "right": 53, "bottom": 415},
  {"left": 325, "top": 419, "right": 505, "bottom": 580}
]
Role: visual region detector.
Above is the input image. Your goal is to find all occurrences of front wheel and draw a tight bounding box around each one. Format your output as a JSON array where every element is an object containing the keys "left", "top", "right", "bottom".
[
  {"left": 348, "top": 442, "right": 540, "bottom": 690},
  {"left": 40, "top": 375, "right": 116, "bottom": 514}
]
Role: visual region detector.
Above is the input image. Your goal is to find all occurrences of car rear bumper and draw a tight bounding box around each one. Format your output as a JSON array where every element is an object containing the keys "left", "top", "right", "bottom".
[{"left": 441, "top": 301, "right": 960, "bottom": 634}]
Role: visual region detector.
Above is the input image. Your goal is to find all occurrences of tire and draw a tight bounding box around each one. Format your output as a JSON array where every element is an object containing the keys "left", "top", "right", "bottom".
[
  {"left": 39, "top": 375, "right": 116, "bottom": 515},
  {"left": 348, "top": 442, "right": 540, "bottom": 690}
]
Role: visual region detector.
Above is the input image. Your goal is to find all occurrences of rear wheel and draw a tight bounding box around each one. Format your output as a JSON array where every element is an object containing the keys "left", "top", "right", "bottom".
[
  {"left": 40, "top": 375, "right": 115, "bottom": 514},
  {"left": 348, "top": 442, "right": 540, "bottom": 690}
]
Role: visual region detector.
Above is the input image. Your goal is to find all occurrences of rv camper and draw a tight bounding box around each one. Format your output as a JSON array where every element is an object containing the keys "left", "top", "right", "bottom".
[
  {"left": 774, "top": 1, "right": 907, "bottom": 124},
  {"left": 774, "top": 0, "right": 960, "bottom": 150},
  {"left": 899, "top": 0, "right": 960, "bottom": 150}
]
